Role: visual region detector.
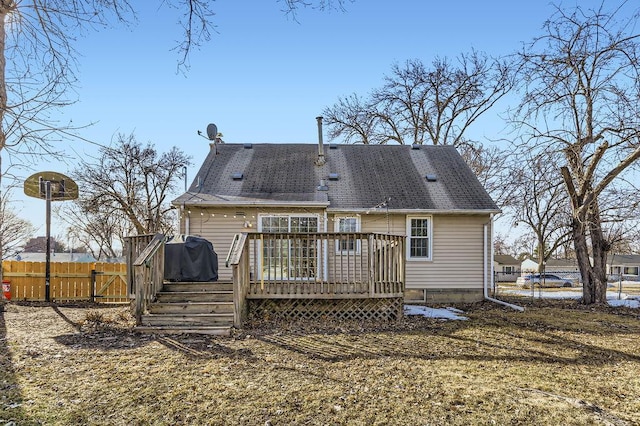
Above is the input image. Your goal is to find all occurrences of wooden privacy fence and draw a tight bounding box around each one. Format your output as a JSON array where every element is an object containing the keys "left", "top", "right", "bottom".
[{"left": 1, "top": 260, "right": 128, "bottom": 303}]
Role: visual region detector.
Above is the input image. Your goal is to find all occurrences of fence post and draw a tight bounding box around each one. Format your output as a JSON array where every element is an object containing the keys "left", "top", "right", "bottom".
[{"left": 90, "top": 269, "right": 96, "bottom": 302}]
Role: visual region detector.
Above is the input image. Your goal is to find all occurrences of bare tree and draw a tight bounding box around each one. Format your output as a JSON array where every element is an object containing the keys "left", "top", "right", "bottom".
[
  {"left": 508, "top": 149, "right": 572, "bottom": 272},
  {"left": 0, "top": 189, "right": 35, "bottom": 259},
  {"left": 457, "top": 142, "right": 514, "bottom": 208},
  {"left": 324, "top": 52, "right": 513, "bottom": 146},
  {"left": 513, "top": 2, "right": 640, "bottom": 304},
  {"left": 56, "top": 202, "right": 131, "bottom": 260},
  {"left": 493, "top": 233, "right": 514, "bottom": 256},
  {"left": 0, "top": 0, "right": 343, "bottom": 277},
  {"left": 71, "top": 133, "right": 190, "bottom": 237},
  {"left": 322, "top": 51, "right": 515, "bottom": 206},
  {"left": 598, "top": 186, "right": 640, "bottom": 255},
  {"left": 323, "top": 94, "right": 377, "bottom": 144}
]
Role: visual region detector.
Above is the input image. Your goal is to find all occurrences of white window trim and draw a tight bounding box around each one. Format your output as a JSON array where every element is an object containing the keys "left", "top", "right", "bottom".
[
  {"left": 406, "top": 215, "right": 432, "bottom": 261},
  {"left": 256, "top": 213, "right": 323, "bottom": 281},
  {"left": 334, "top": 216, "right": 361, "bottom": 255},
  {"left": 257, "top": 213, "right": 320, "bottom": 232}
]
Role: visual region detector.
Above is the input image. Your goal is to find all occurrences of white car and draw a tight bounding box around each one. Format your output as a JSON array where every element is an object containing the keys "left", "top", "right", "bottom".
[{"left": 516, "top": 273, "right": 575, "bottom": 288}]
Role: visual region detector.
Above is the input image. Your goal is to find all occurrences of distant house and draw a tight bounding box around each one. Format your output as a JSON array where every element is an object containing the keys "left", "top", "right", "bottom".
[
  {"left": 606, "top": 254, "right": 640, "bottom": 280},
  {"left": 13, "top": 252, "right": 97, "bottom": 263},
  {"left": 494, "top": 254, "right": 520, "bottom": 282},
  {"left": 173, "top": 139, "right": 500, "bottom": 305},
  {"left": 520, "top": 258, "right": 579, "bottom": 274}
]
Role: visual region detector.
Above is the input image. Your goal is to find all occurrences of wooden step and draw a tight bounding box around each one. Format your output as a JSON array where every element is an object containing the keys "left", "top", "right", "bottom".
[
  {"left": 137, "top": 280, "right": 235, "bottom": 335},
  {"left": 162, "top": 282, "right": 233, "bottom": 292},
  {"left": 148, "top": 301, "right": 234, "bottom": 315},
  {"left": 155, "top": 291, "right": 233, "bottom": 303},
  {"left": 135, "top": 325, "right": 232, "bottom": 336},
  {"left": 141, "top": 313, "right": 234, "bottom": 327}
]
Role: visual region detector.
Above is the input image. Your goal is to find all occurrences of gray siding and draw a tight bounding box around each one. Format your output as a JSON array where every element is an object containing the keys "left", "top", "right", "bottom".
[
  {"left": 183, "top": 207, "right": 328, "bottom": 281},
  {"left": 405, "top": 215, "right": 491, "bottom": 290},
  {"left": 183, "top": 208, "right": 493, "bottom": 291},
  {"left": 354, "top": 212, "right": 492, "bottom": 291}
]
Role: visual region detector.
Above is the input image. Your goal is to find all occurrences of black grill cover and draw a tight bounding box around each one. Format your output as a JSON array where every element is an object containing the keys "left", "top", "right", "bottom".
[{"left": 164, "top": 235, "right": 218, "bottom": 282}]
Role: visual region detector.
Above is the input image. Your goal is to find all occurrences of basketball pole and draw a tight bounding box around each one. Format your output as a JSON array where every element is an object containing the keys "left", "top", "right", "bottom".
[{"left": 45, "top": 181, "right": 51, "bottom": 302}]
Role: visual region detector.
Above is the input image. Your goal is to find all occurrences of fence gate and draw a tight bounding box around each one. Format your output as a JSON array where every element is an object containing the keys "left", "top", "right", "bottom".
[{"left": 91, "top": 263, "right": 129, "bottom": 303}]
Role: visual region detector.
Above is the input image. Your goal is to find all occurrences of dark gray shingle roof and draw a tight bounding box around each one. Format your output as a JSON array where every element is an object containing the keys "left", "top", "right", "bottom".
[
  {"left": 607, "top": 254, "right": 640, "bottom": 266},
  {"left": 494, "top": 254, "right": 520, "bottom": 265},
  {"left": 175, "top": 143, "right": 499, "bottom": 212}
]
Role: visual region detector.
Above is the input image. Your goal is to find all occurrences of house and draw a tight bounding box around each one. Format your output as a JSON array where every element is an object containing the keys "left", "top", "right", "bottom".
[
  {"left": 520, "top": 258, "right": 579, "bottom": 275},
  {"left": 494, "top": 254, "right": 520, "bottom": 282},
  {"left": 606, "top": 254, "right": 640, "bottom": 280},
  {"left": 171, "top": 126, "right": 500, "bottom": 317},
  {"left": 12, "top": 252, "right": 97, "bottom": 263}
]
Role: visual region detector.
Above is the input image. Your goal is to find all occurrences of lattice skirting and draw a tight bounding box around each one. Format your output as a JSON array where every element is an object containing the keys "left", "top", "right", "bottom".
[{"left": 247, "top": 297, "right": 404, "bottom": 322}]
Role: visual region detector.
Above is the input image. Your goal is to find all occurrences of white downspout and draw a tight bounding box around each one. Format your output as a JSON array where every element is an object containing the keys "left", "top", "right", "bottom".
[{"left": 484, "top": 215, "right": 524, "bottom": 311}]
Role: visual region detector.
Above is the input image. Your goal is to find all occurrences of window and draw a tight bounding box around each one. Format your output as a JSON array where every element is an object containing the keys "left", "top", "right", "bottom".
[
  {"left": 407, "top": 216, "right": 431, "bottom": 260},
  {"left": 504, "top": 266, "right": 514, "bottom": 274},
  {"left": 335, "top": 216, "right": 360, "bottom": 253},
  {"left": 258, "top": 214, "right": 320, "bottom": 280},
  {"left": 624, "top": 266, "right": 639, "bottom": 276}
]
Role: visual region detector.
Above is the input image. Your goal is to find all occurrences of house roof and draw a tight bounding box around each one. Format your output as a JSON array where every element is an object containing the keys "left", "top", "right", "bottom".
[
  {"left": 174, "top": 143, "right": 499, "bottom": 213},
  {"left": 12, "top": 252, "right": 97, "bottom": 263},
  {"left": 545, "top": 258, "right": 578, "bottom": 268},
  {"left": 607, "top": 254, "right": 640, "bottom": 266},
  {"left": 494, "top": 254, "right": 519, "bottom": 265}
]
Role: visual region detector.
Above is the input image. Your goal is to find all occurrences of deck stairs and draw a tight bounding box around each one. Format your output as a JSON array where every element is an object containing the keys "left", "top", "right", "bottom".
[{"left": 136, "top": 281, "right": 235, "bottom": 336}]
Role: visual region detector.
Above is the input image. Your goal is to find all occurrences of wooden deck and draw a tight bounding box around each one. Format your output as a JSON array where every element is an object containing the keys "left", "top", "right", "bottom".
[
  {"left": 228, "top": 232, "right": 405, "bottom": 324},
  {"left": 129, "top": 232, "right": 405, "bottom": 330}
]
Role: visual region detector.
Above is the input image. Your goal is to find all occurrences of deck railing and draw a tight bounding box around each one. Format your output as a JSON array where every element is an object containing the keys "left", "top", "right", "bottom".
[
  {"left": 124, "top": 234, "right": 156, "bottom": 297},
  {"left": 131, "top": 234, "right": 166, "bottom": 325},
  {"left": 227, "top": 233, "right": 250, "bottom": 327},
  {"left": 237, "top": 232, "right": 405, "bottom": 299}
]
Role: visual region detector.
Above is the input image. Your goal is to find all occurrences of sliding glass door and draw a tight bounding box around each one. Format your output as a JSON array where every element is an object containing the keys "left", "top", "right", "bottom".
[{"left": 260, "top": 215, "right": 319, "bottom": 280}]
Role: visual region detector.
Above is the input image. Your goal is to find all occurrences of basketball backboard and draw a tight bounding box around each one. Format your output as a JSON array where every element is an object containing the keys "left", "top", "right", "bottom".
[{"left": 24, "top": 171, "right": 79, "bottom": 201}]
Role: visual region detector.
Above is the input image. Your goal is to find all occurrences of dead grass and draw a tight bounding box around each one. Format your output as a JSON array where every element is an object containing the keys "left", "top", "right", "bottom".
[{"left": 1, "top": 299, "right": 640, "bottom": 425}]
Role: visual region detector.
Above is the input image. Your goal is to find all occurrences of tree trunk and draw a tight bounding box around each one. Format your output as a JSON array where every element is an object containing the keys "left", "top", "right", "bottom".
[
  {"left": 588, "top": 207, "right": 609, "bottom": 304},
  {"left": 573, "top": 216, "right": 609, "bottom": 305},
  {"left": 572, "top": 219, "right": 594, "bottom": 303}
]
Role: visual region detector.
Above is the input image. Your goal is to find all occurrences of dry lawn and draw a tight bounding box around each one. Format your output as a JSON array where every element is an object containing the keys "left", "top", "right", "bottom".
[{"left": 1, "top": 298, "right": 640, "bottom": 425}]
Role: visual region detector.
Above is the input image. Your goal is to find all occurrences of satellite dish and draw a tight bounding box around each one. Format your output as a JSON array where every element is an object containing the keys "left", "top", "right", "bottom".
[{"left": 206, "top": 123, "right": 218, "bottom": 141}]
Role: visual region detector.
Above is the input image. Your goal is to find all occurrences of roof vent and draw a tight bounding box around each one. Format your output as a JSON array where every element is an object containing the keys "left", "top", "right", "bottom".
[
  {"left": 243, "top": 143, "right": 253, "bottom": 149},
  {"left": 425, "top": 174, "right": 437, "bottom": 182},
  {"left": 412, "top": 144, "right": 421, "bottom": 150},
  {"left": 232, "top": 172, "right": 244, "bottom": 180},
  {"left": 328, "top": 172, "right": 339, "bottom": 181},
  {"left": 329, "top": 143, "right": 338, "bottom": 149},
  {"left": 317, "top": 179, "right": 329, "bottom": 191}
]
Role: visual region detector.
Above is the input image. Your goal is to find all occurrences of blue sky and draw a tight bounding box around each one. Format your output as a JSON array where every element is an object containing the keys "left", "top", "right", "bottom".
[{"left": 8, "top": 0, "right": 607, "bottom": 239}]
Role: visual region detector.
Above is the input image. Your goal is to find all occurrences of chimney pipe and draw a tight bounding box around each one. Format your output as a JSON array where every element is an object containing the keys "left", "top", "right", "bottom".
[{"left": 316, "top": 116, "right": 325, "bottom": 166}]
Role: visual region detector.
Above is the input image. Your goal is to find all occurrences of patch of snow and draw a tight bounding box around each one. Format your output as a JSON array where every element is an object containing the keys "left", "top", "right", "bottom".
[
  {"left": 502, "top": 289, "right": 640, "bottom": 308},
  {"left": 608, "top": 298, "right": 640, "bottom": 308},
  {"left": 404, "top": 305, "right": 468, "bottom": 321}
]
